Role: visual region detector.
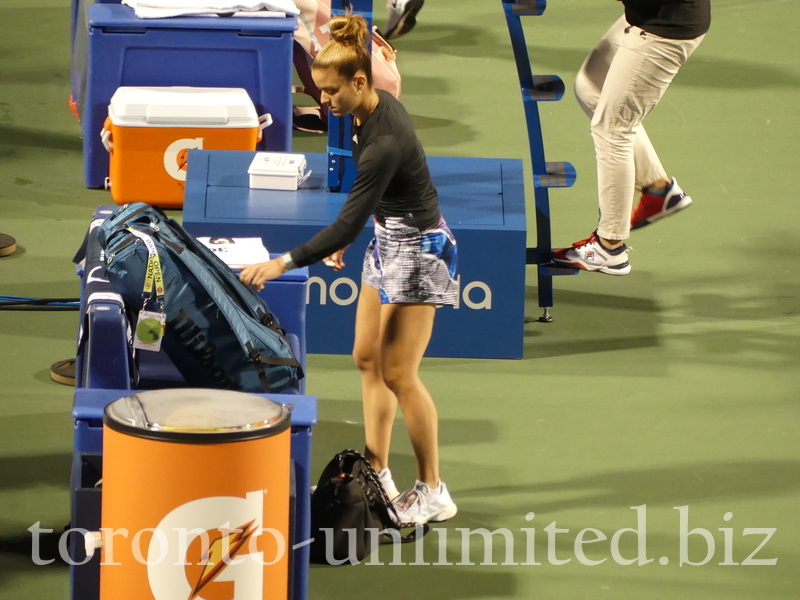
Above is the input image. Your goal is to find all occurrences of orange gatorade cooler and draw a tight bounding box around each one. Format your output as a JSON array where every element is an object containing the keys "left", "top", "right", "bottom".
[
  {"left": 94, "top": 388, "right": 291, "bottom": 600},
  {"left": 101, "top": 87, "right": 271, "bottom": 208}
]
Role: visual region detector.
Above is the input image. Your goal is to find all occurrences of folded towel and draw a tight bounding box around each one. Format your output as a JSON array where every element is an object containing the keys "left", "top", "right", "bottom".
[
  {"left": 129, "top": 5, "right": 288, "bottom": 18},
  {"left": 125, "top": 0, "right": 299, "bottom": 15}
]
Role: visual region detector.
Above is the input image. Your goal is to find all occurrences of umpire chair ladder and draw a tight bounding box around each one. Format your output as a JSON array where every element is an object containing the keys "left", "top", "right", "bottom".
[{"left": 503, "top": 0, "right": 579, "bottom": 322}]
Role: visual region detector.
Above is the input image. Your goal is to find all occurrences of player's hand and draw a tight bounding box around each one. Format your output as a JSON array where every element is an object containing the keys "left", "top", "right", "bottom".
[
  {"left": 322, "top": 246, "right": 348, "bottom": 271},
  {"left": 239, "top": 258, "right": 287, "bottom": 291}
]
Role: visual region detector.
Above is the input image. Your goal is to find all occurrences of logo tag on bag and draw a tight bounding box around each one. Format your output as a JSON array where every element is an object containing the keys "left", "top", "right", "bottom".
[
  {"left": 134, "top": 310, "right": 166, "bottom": 352},
  {"left": 128, "top": 227, "right": 167, "bottom": 352}
]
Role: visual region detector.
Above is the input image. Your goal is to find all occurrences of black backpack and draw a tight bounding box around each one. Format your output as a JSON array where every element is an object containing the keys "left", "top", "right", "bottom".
[{"left": 309, "top": 449, "right": 425, "bottom": 565}]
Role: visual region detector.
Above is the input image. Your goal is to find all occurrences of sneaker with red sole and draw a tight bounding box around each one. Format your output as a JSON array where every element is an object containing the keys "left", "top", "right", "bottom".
[
  {"left": 551, "top": 231, "right": 631, "bottom": 276},
  {"left": 631, "top": 178, "right": 692, "bottom": 230}
]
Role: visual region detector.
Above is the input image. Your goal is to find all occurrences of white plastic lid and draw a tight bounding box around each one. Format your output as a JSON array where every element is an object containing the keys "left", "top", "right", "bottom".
[
  {"left": 104, "top": 389, "right": 291, "bottom": 442},
  {"left": 108, "top": 87, "right": 258, "bottom": 128},
  {"left": 248, "top": 152, "right": 307, "bottom": 177}
]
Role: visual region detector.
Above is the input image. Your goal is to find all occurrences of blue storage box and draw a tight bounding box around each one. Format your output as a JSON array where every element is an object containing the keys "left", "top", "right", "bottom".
[{"left": 81, "top": 4, "right": 297, "bottom": 188}]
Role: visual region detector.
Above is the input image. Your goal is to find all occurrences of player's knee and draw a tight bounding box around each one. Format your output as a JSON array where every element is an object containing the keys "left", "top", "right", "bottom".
[
  {"left": 382, "top": 374, "right": 403, "bottom": 397},
  {"left": 381, "top": 366, "right": 412, "bottom": 397},
  {"left": 353, "top": 347, "right": 380, "bottom": 374},
  {"left": 590, "top": 115, "right": 616, "bottom": 143}
]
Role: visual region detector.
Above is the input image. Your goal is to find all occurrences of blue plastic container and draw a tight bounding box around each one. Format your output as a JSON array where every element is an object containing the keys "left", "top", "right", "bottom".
[{"left": 81, "top": 4, "right": 297, "bottom": 188}]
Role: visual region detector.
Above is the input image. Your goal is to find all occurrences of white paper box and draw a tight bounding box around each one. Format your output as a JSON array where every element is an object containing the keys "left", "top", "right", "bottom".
[{"left": 248, "top": 152, "right": 311, "bottom": 191}]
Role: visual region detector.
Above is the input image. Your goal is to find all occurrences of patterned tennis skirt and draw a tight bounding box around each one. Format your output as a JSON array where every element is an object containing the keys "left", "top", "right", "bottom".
[{"left": 362, "top": 214, "right": 458, "bottom": 306}]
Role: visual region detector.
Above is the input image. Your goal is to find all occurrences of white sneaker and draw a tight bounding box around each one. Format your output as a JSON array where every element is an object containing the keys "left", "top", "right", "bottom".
[
  {"left": 378, "top": 468, "right": 400, "bottom": 501},
  {"left": 385, "top": 0, "right": 424, "bottom": 40},
  {"left": 393, "top": 480, "right": 458, "bottom": 524},
  {"left": 551, "top": 231, "right": 631, "bottom": 275}
]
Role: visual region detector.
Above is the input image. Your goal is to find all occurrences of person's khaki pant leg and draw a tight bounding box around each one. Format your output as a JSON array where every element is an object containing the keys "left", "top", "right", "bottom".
[{"left": 579, "top": 18, "right": 703, "bottom": 240}]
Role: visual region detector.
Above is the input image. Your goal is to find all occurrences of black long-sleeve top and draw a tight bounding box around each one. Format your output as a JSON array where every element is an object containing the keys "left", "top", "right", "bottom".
[
  {"left": 289, "top": 90, "right": 440, "bottom": 268},
  {"left": 622, "top": 0, "right": 711, "bottom": 40}
]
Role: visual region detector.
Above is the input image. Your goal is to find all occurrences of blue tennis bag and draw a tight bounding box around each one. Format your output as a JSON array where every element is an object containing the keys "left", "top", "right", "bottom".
[{"left": 96, "top": 202, "right": 303, "bottom": 393}]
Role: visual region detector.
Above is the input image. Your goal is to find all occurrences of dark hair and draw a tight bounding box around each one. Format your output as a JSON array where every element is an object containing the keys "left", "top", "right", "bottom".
[{"left": 313, "top": 14, "right": 373, "bottom": 86}]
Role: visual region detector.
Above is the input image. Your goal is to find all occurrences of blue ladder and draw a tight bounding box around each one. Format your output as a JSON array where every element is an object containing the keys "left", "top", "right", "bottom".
[{"left": 503, "top": 0, "right": 579, "bottom": 322}]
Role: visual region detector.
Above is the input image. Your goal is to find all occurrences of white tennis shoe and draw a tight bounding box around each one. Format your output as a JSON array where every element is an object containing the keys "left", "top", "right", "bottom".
[
  {"left": 551, "top": 231, "right": 631, "bottom": 276},
  {"left": 393, "top": 480, "right": 458, "bottom": 524}
]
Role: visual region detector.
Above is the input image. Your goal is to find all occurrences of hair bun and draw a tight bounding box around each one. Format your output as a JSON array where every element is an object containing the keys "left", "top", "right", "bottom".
[{"left": 328, "top": 14, "right": 370, "bottom": 46}]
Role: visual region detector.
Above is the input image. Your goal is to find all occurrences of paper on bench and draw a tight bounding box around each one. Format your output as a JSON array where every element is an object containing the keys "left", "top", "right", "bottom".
[{"left": 197, "top": 237, "right": 270, "bottom": 269}]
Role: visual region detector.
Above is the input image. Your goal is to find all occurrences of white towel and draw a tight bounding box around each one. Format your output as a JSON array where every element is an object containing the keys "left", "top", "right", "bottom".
[
  {"left": 125, "top": 0, "right": 299, "bottom": 14},
  {"left": 130, "top": 6, "right": 288, "bottom": 18}
]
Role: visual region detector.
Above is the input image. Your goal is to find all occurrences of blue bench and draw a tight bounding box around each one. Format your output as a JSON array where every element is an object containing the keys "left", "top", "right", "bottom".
[{"left": 184, "top": 150, "right": 529, "bottom": 359}]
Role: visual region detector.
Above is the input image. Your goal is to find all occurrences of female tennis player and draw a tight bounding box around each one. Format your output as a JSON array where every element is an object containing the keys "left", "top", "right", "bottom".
[{"left": 240, "top": 13, "right": 458, "bottom": 524}]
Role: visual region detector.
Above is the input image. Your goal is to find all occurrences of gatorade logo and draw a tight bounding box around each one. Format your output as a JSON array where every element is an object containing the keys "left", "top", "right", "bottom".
[
  {"left": 164, "top": 138, "right": 204, "bottom": 182},
  {"left": 146, "top": 491, "right": 277, "bottom": 600}
]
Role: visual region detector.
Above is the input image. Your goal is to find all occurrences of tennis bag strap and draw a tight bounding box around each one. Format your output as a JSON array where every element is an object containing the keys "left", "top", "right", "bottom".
[
  {"left": 170, "top": 247, "right": 303, "bottom": 392},
  {"left": 161, "top": 219, "right": 282, "bottom": 329},
  {"left": 158, "top": 222, "right": 307, "bottom": 389}
]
